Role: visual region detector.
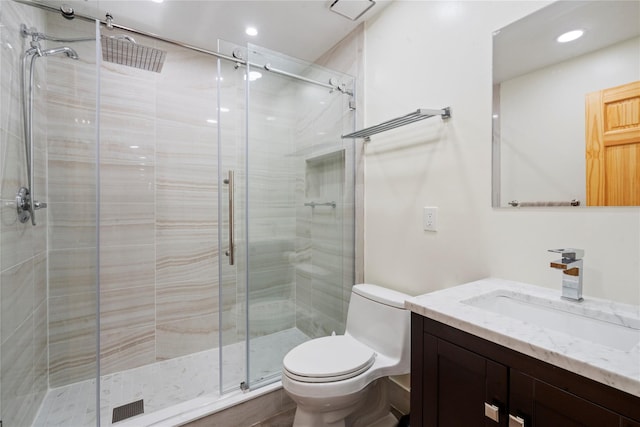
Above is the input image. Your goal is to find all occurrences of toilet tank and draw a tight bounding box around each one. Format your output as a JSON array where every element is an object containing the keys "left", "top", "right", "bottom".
[{"left": 345, "top": 284, "right": 411, "bottom": 361}]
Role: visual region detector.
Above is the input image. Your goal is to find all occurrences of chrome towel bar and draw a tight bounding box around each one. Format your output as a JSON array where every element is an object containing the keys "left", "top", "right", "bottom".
[
  {"left": 342, "top": 107, "right": 451, "bottom": 140},
  {"left": 304, "top": 201, "right": 337, "bottom": 208},
  {"left": 509, "top": 199, "right": 580, "bottom": 207}
]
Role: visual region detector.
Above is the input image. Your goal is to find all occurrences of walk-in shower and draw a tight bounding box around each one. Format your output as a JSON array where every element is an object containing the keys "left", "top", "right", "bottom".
[{"left": 0, "top": 1, "right": 357, "bottom": 426}]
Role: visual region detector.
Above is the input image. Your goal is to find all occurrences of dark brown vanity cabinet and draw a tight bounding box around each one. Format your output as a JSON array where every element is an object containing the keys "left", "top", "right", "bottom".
[{"left": 411, "top": 313, "right": 640, "bottom": 427}]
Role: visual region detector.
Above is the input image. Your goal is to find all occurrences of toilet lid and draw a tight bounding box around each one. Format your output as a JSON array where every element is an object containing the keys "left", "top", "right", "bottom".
[{"left": 283, "top": 335, "right": 376, "bottom": 383}]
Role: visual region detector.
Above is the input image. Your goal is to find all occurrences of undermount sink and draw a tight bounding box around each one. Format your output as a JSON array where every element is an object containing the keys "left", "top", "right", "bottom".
[{"left": 464, "top": 290, "right": 640, "bottom": 352}]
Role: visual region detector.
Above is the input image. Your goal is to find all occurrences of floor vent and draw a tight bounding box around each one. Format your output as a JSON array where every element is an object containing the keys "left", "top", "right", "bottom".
[{"left": 112, "top": 399, "right": 144, "bottom": 423}]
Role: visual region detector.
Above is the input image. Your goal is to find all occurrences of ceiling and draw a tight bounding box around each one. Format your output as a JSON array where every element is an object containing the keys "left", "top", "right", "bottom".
[
  {"left": 32, "top": 0, "right": 391, "bottom": 62},
  {"left": 494, "top": 0, "right": 640, "bottom": 83}
]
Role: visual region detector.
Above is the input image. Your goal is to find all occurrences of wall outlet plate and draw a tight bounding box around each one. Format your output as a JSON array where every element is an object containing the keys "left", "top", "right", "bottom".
[{"left": 423, "top": 207, "right": 438, "bottom": 232}]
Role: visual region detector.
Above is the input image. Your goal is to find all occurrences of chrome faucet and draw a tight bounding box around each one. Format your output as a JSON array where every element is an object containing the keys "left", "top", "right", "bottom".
[{"left": 548, "top": 248, "right": 584, "bottom": 302}]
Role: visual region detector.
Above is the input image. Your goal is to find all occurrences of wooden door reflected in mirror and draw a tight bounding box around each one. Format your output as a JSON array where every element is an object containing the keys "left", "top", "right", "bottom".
[{"left": 586, "top": 80, "right": 640, "bottom": 206}]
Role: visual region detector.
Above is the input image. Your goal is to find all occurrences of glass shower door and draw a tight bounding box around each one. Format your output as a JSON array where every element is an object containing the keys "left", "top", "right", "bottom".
[
  {"left": 218, "top": 41, "right": 356, "bottom": 392},
  {"left": 245, "top": 45, "right": 356, "bottom": 388},
  {"left": 218, "top": 40, "right": 249, "bottom": 393}
]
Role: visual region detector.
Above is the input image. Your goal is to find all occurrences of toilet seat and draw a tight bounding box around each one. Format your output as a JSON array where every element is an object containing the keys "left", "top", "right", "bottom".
[{"left": 283, "top": 335, "right": 376, "bottom": 383}]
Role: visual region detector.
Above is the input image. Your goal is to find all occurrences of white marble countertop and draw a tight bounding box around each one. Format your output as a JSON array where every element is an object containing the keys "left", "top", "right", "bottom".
[{"left": 405, "top": 278, "right": 640, "bottom": 397}]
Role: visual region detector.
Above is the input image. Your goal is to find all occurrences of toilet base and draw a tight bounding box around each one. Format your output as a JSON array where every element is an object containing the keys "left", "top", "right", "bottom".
[{"left": 289, "top": 379, "right": 397, "bottom": 427}]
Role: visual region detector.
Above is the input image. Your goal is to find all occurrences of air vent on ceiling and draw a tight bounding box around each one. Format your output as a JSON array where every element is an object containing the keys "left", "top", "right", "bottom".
[{"left": 329, "top": 0, "right": 376, "bottom": 21}]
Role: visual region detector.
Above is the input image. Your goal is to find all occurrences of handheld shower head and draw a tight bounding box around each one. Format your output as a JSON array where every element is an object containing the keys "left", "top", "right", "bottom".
[{"left": 42, "top": 46, "right": 79, "bottom": 60}]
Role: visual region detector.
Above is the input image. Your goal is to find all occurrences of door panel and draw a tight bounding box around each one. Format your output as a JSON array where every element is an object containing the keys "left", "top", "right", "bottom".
[
  {"left": 510, "top": 370, "right": 620, "bottom": 427},
  {"left": 423, "top": 337, "right": 508, "bottom": 427},
  {"left": 586, "top": 80, "right": 640, "bottom": 205}
]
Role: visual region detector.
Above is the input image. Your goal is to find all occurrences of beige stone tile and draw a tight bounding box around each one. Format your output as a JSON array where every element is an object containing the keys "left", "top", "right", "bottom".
[
  {"left": 184, "top": 388, "right": 290, "bottom": 427},
  {"left": 0, "top": 198, "right": 34, "bottom": 272},
  {"left": 156, "top": 280, "right": 217, "bottom": 324},
  {"left": 100, "top": 324, "right": 155, "bottom": 375},
  {"left": 155, "top": 232, "right": 217, "bottom": 287},
  {"left": 48, "top": 158, "right": 97, "bottom": 203},
  {"left": 0, "top": 117, "right": 28, "bottom": 193},
  {"left": 49, "top": 247, "right": 97, "bottom": 297},
  {"left": 48, "top": 335, "right": 97, "bottom": 387},
  {"left": 100, "top": 112, "right": 156, "bottom": 164},
  {"left": 1, "top": 258, "right": 34, "bottom": 340},
  {"left": 100, "top": 69, "right": 156, "bottom": 118},
  {"left": 100, "top": 162, "right": 155, "bottom": 205},
  {"left": 1, "top": 314, "right": 36, "bottom": 427},
  {"left": 99, "top": 244, "right": 155, "bottom": 291},
  {"left": 47, "top": 58, "right": 97, "bottom": 111},
  {"left": 100, "top": 285, "right": 155, "bottom": 332},
  {"left": 49, "top": 291, "right": 97, "bottom": 345},
  {"left": 46, "top": 106, "right": 97, "bottom": 162},
  {"left": 156, "top": 203, "right": 218, "bottom": 231},
  {"left": 155, "top": 121, "right": 217, "bottom": 161},
  {"left": 100, "top": 202, "right": 155, "bottom": 247},
  {"left": 33, "top": 253, "right": 47, "bottom": 308},
  {"left": 252, "top": 408, "right": 296, "bottom": 427},
  {"left": 48, "top": 202, "right": 97, "bottom": 250},
  {"left": 155, "top": 161, "right": 217, "bottom": 201},
  {"left": 34, "top": 301, "right": 48, "bottom": 402},
  {"left": 156, "top": 314, "right": 218, "bottom": 360}
]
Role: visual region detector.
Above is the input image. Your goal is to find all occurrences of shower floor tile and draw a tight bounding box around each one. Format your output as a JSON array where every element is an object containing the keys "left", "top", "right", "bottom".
[{"left": 32, "top": 328, "right": 308, "bottom": 427}]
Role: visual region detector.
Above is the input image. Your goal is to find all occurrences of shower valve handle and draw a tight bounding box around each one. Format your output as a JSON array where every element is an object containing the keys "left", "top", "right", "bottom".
[{"left": 16, "top": 187, "right": 47, "bottom": 224}]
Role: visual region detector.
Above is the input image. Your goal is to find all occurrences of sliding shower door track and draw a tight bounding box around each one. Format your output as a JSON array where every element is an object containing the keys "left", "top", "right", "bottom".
[{"left": 12, "top": 0, "right": 353, "bottom": 94}]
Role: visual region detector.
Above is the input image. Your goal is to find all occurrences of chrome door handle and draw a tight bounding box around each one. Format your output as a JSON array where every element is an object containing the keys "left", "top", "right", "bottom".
[{"left": 224, "top": 170, "right": 235, "bottom": 266}]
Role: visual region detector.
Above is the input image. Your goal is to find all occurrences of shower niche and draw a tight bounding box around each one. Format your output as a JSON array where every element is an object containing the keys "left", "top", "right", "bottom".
[{"left": 295, "top": 149, "right": 347, "bottom": 336}]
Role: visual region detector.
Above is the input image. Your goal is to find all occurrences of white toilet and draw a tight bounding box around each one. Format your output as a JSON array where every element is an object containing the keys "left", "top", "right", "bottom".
[{"left": 282, "top": 284, "right": 411, "bottom": 427}]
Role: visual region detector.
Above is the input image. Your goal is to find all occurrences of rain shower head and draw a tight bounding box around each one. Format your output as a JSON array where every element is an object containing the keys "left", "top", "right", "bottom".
[{"left": 100, "top": 34, "right": 166, "bottom": 73}]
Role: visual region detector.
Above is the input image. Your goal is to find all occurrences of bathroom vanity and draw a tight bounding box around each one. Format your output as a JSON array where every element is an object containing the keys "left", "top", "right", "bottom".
[{"left": 406, "top": 279, "right": 640, "bottom": 427}]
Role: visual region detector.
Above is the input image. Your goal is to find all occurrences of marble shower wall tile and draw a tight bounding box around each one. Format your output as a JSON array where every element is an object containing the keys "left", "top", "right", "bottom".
[
  {"left": 0, "top": 2, "right": 52, "bottom": 423},
  {"left": 48, "top": 248, "right": 97, "bottom": 297},
  {"left": 100, "top": 324, "right": 155, "bottom": 375},
  {"left": 1, "top": 258, "right": 34, "bottom": 340},
  {"left": 1, "top": 314, "right": 36, "bottom": 427},
  {"left": 156, "top": 314, "right": 218, "bottom": 360},
  {"left": 99, "top": 244, "right": 155, "bottom": 292},
  {"left": 48, "top": 334, "right": 97, "bottom": 387},
  {"left": 99, "top": 203, "right": 155, "bottom": 247}
]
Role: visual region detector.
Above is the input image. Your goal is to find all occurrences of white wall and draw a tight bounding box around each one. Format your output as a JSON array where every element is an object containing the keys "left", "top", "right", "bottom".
[{"left": 363, "top": 1, "right": 640, "bottom": 305}]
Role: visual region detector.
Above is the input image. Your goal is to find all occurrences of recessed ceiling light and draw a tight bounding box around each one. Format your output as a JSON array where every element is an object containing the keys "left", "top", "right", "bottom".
[
  {"left": 150, "top": 0, "right": 164, "bottom": 3},
  {"left": 248, "top": 71, "right": 262, "bottom": 81},
  {"left": 246, "top": 27, "right": 258, "bottom": 36},
  {"left": 557, "top": 29, "right": 584, "bottom": 43}
]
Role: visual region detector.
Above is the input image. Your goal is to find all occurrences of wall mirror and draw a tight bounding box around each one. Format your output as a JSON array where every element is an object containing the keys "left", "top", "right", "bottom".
[{"left": 492, "top": 0, "right": 640, "bottom": 208}]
